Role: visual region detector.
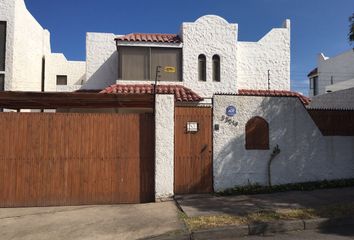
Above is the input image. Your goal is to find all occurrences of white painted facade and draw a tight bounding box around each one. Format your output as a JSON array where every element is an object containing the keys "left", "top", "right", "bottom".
[
  {"left": 213, "top": 95, "right": 354, "bottom": 191},
  {"left": 309, "top": 50, "right": 354, "bottom": 97},
  {"left": 85, "top": 33, "right": 118, "bottom": 90},
  {"left": 85, "top": 15, "right": 291, "bottom": 97},
  {"left": 180, "top": 15, "right": 238, "bottom": 97},
  {"left": 45, "top": 53, "right": 86, "bottom": 92},
  {"left": 0, "top": 0, "right": 85, "bottom": 92},
  {"left": 325, "top": 78, "right": 354, "bottom": 93},
  {"left": 237, "top": 20, "right": 291, "bottom": 91}
]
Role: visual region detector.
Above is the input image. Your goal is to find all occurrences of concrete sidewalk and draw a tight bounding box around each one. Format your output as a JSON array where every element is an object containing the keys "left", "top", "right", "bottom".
[
  {"left": 0, "top": 202, "right": 183, "bottom": 240},
  {"left": 175, "top": 187, "right": 354, "bottom": 217}
]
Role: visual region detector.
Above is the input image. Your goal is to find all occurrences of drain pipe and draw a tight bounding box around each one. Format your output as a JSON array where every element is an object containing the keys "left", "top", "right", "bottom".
[{"left": 268, "top": 144, "right": 281, "bottom": 187}]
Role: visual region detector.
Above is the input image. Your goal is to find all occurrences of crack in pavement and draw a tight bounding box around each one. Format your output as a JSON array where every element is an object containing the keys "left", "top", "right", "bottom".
[{"left": 0, "top": 206, "right": 98, "bottom": 220}]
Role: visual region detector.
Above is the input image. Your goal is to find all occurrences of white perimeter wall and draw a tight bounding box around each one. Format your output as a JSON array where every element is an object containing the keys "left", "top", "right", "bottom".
[
  {"left": 45, "top": 53, "right": 85, "bottom": 92},
  {"left": 155, "top": 94, "right": 175, "bottom": 199},
  {"left": 318, "top": 50, "right": 354, "bottom": 95},
  {"left": 237, "top": 20, "right": 291, "bottom": 91},
  {"left": 213, "top": 95, "right": 354, "bottom": 191}
]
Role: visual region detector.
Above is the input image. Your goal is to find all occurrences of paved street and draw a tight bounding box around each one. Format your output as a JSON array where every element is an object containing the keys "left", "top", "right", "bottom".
[{"left": 0, "top": 202, "right": 183, "bottom": 240}]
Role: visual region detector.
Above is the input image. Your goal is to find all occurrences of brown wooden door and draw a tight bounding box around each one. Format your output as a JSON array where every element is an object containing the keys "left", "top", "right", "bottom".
[
  {"left": 174, "top": 107, "right": 213, "bottom": 194},
  {"left": 0, "top": 113, "right": 154, "bottom": 207}
]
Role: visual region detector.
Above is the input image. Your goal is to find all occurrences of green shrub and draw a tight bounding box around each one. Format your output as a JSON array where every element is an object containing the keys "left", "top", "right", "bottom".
[{"left": 218, "top": 178, "right": 354, "bottom": 196}]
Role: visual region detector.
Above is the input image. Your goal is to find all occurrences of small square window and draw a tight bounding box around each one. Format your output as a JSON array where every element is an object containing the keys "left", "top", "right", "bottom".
[{"left": 56, "top": 75, "right": 67, "bottom": 85}]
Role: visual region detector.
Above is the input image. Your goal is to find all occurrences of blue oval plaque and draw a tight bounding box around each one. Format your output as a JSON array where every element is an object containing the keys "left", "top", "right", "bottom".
[{"left": 226, "top": 106, "right": 237, "bottom": 117}]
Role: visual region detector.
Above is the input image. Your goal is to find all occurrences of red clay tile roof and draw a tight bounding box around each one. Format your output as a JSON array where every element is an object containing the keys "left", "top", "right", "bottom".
[
  {"left": 115, "top": 33, "right": 181, "bottom": 43},
  {"left": 100, "top": 84, "right": 203, "bottom": 102},
  {"left": 238, "top": 89, "right": 311, "bottom": 105}
]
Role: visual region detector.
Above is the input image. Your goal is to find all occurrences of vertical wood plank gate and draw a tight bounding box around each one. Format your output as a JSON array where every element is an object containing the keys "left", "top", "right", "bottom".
[
  {"left": 0, "top": 113, "right": 155, "bottom": 207},
  {"left": 174, "top": 107, "right": 213, "bottom": 194}
]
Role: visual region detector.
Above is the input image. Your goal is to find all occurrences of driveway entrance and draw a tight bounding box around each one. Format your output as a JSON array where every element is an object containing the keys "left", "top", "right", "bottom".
[{"left": 0, "top": 113, "right": 155, "bottom": 207}]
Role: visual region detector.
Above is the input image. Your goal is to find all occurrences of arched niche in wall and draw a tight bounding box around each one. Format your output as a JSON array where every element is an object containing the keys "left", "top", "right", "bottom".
[
  {"left": 198, "top": 54, "right": 206, "bottom": 81},
  {"left": 245, "top": 116, "right": 269, "bottom": 150},
  {"left": 212, "top": 55, "right": 220, "bottom": 82}
]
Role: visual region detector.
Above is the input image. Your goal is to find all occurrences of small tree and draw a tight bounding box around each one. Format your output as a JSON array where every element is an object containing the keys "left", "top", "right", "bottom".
[{"left": 350, "top": 13, "right": 354, "bottom": 44}]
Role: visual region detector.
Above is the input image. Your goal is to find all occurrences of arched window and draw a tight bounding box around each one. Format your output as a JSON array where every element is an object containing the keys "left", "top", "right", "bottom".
[
  {"left": 245, "top": 117, "right": 269, "bottom": 150},
  {"left": 212, "top": 55, "right": 220, "bottom": 82},
  {"left": 198, "top": 54, "right": 206, "bottom": 81}
]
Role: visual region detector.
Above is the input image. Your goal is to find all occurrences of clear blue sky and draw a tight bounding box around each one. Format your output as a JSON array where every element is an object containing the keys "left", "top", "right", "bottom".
[{"left": 26, "top": 0, "right": 353, "bottom": 95}]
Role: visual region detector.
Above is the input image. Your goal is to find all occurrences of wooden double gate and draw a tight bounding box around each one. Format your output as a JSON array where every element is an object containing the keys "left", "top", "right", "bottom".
[{"left": 0, "top": 113, "right": 155, "bottom": 207}]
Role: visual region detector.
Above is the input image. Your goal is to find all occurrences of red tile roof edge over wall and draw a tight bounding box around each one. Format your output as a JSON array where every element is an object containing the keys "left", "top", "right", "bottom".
[
  {"left": 115, "top": 33, "right": 181, "bottom": 43},
  {"left": 237, "top": 89, "right": 311, "bottom": 105},
  {"left": 100, "top": 84, "right": 203, "bottom": 102}
]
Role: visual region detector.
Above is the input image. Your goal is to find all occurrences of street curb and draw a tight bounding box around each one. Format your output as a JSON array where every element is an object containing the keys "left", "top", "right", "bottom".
[
  {"left": 248, "top": 219, "right": 304, "bottom": 235},
  {"left": 191, "top": 225, "right": 249, "bottom": 240},
  {"left": 146, "top": 217, "right": 354, "bottom": 240}
]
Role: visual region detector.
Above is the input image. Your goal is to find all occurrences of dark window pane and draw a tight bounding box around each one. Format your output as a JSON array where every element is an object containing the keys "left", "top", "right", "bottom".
[
  {"left": 119, "top": 47, "right": 149, "bottom": 80},
  {"left": 313, "top": 77, "right": 318, "bottom": 96},
  {"left": 0, "top": 74, "right": 3, "bottom": 112},
  {"left": 151, "top": 48, "right": 182, "bottom": 81},
  {"left": 212, "top": 55, "right": 220, "bottom": 82},
  {"left": 198, "top": 54, "right": 206, "bottom": 81},
  {"left": 245, "top": 117, "right": 269, "bottom": 150},
  {"left": 56, "top": 75, "right": 68, "bottom": 85},
  {"left": 0, "top": 22, "right": 6, "bottom": 71},
  {"left": 0, "top": 74, "right": 4, "bottom": 91}
]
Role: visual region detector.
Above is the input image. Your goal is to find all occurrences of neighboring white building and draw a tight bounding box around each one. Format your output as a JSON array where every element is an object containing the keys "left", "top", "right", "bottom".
[
  {"left": 0, "top": 0, "right": 85, "bottom": 94},
  {"left": 308, "top": 49, "right": 354, "bottom": 97},
  {"left": 85, "top": 15, "right": 291, "bottom": 97}
]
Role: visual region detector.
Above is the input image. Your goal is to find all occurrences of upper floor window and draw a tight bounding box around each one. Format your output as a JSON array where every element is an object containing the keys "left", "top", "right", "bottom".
[
  {"left": 212, "top": 55, "right": 220, "bottom": 82},
  {"left": 312, "top": 76, "right": 318, "bottom": 96},
  {"left": 118, "top": 47, "right": 182, "bottom": 81},
  {"left": 0, "top": 74, "right": 4, "bottom": 91},
  {"left": 0, "top": 22, "right": 6, "bottom": 72},
  {"left": 56, "top": 75, "right": 68, "bottom": 85},
  {"left": 0, "top": 74, "right": 3, "bottom": 112},
  {"left": 245, "top": 116, "right": 269, "bottom": 150},
  {"left": 198, "top": 54, "right": 206, "bottom": 81}
]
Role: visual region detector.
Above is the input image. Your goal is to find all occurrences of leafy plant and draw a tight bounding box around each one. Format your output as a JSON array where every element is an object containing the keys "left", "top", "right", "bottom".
[{"left": 218, "top": 178, "right": 354, "bottom": 196}]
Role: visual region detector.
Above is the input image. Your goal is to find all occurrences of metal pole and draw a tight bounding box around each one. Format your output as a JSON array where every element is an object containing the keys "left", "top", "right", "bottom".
[
  {"left": 154, "top": 66, "right": 162, "bottom": 114},
  {"left": 268, "top": 70, "right": 271, "bottom": 90}
]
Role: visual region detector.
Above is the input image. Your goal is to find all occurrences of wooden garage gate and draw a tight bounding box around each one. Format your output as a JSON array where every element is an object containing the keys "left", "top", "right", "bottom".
[{"left": 0, "top": 113, "right": 155, "bottom": 207}]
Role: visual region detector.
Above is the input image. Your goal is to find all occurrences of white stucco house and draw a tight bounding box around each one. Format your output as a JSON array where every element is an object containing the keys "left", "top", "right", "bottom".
[
  {"left": 0, "top": 0, "right": 291, "bottom": 96},
  {"left": 85, "top": 16, "right": 291, "bottom": 96},
  {"left": 0, "top": 0, "right": 353, "bottom": 206},
  {"left": 308, "top": 49, "right": 354, "bottom": 97},
  {"left": 0, "top": 0, "right": 85, "bottom": 94}
]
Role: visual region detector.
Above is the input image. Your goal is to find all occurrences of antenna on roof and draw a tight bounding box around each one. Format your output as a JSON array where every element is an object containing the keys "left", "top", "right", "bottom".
[{"left": 268, "top": 70, "right": 271, "bottom": 90}]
